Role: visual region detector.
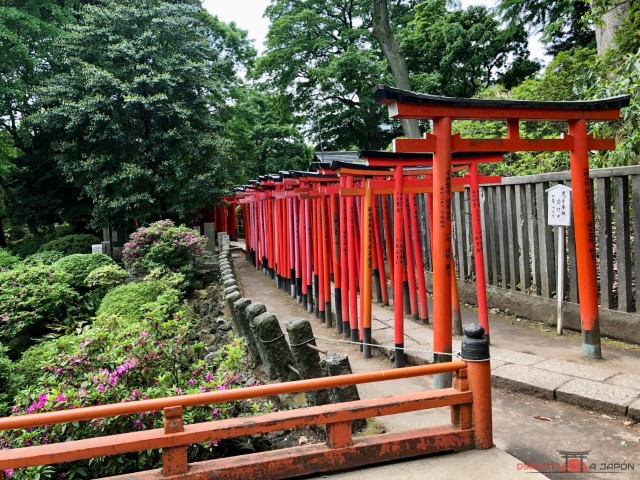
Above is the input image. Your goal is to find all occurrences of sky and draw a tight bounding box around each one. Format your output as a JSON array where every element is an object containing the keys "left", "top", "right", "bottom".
[{"left": 202, "top": 0, "right": 548, "bottom": 61}]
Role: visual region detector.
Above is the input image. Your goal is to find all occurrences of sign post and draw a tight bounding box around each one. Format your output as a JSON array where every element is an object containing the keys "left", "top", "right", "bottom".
[{"left": 547, "top": 184, "right": 572, "bottom": 335}]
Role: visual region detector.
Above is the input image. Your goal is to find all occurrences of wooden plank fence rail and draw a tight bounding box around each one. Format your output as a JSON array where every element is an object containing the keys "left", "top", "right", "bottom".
[{"left": 415, "top": 165, "right": 640, "bottom": 343}]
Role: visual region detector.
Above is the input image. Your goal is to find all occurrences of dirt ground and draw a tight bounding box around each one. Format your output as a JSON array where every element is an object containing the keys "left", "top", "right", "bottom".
[{"left": 233, "top": 252, "right": 640, "bottom": 480}]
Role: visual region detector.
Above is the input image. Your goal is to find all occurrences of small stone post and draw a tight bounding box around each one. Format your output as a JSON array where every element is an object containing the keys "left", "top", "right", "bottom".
[
  {"left": 233, "top": 298, "right": 261, "bottom": 364},
  {"left": 225, "top": 291, "right": 241, "bottom": 331},
  {"left": 245, "top": 303, "right": 276, "bottom": 379},
  {"left": 320, "top": 353, "right": 366, "bottom": 432},
  {"left": 287, "top": 318, "right": 330, "bottom": 406},
  {"left": 253, "top": 312, "right": 298, "bottom": 382}
]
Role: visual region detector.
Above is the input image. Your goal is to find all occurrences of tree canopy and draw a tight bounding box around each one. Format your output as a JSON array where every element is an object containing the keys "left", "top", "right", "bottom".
[{"left": 0, "top": 0, "right": 637, "bottom": 247}]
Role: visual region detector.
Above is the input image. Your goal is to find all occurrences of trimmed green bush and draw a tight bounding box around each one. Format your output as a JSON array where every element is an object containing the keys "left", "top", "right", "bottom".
[
  {"left": 0, "top": 265, "right": 79, "bottom": 355},
  {"left": 52, "top": 254, "right": 116, "bottom": 290},
  {"left": 96, "top": 280, "right": 179, "bottom": 324},
  {"left": 39, "top": 234, "right": 101, "bottom": 255},
  {"left": 23, "top": 250, "right": 65, "bottom": 266},
  {"left": 0, "top": 248, "right": 20, "bottom": 270},
  {"left": 85, "top": 264, "right": 129, "bottom": 296}
]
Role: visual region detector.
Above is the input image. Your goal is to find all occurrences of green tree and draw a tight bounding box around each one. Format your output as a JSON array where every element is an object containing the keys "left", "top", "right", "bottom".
[
  {"left": 403, "top": 0, "right": 539, "bottom": 98},
  {"left": 222, "top": 88, "right": 312, "bottom": 182},
  {"left": 0, "top": 1, "right": 92, "bottom": 236},
  {"left": 497, "top": 0, "right": 595, "bottom": 55},
  {"left": 39, "top": 0, "right": 252, "bottom": 227},
  {"left": 256, "top": 0, "right": 398, "bottom": 150}
]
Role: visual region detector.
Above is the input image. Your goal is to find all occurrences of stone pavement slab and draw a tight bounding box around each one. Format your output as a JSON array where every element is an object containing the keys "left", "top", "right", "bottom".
[
  {"left": 628, "top": 399, "right": 640, "bottom": 421},
  {"left": 556, "top": 379, "right": 640, "bottom": 416},
  {"left": 317, "top": 447, "right": 548, "bottom": 479},
  {"left": 492, "top": 364, "right": 572, "bottom": 400},
  {"left": 534, "top": 359, "right": 618, "bottom": 382},
  {"left": 491, "top": 348, "right": 546, "bottom": 366},
  {"left": 605, "top": 372, "right": 640, "bottom": 390}
]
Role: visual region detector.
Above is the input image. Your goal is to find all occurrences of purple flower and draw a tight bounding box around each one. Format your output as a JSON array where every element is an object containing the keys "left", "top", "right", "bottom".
[
  {"left": 97, "top": 384, "right": 106, "bottom": 394},
  {"left": 204, "top": 373, "right": 213, "bottom": 382},
  {"left": 135, "top": 420, "right": 143, "bottom": 430},
  {"left": 55, "top": 394, "right": 66, "bottom": 403},
  {"left": 188, "top": 379, "right": 195, "bottom": 386}
]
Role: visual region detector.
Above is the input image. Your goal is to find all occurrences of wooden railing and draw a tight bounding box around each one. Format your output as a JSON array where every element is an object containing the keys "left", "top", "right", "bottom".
[{"left": 0, "top": 360, "right": 491, "bottom": 479}]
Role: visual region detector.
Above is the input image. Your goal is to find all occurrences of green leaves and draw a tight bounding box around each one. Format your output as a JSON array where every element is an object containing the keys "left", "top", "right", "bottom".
[
  {"left": 36, "top": 0, "right": 250, "bottom": 226},
  {"left": 404, "top": 0, "right": 539, "bottom": 98}
]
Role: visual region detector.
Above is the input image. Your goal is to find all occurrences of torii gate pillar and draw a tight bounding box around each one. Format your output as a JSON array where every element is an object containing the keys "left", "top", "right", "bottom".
[{"left": 569, "top": 119, "right": 601, "bottom": 359}]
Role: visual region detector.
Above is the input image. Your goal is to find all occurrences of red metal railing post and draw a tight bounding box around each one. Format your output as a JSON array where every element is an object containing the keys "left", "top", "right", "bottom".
[
  {"left": 162, "top": 406, "right": 188, "bottom": 476},
  {"left": 326, "top": 421, "right": 353, "bottom": 449},
  {"left": 433, "top": 116, "right": 453, "bottom": 389},
  {"left": 568, "top": 119, "right": 602, "bottom": 359},
  {"left": 460, "top": 324, "right": 493, "bottom": 450}
]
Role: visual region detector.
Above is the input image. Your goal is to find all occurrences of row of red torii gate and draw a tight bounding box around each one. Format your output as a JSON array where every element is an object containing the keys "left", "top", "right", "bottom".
[{"left": 222, "top": 85, "right": 629, "bottom": 387}]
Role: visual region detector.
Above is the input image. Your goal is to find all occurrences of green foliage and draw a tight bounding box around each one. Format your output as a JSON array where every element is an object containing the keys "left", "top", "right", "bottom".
[
  {"left": 0, "top": 265, "right": 79, "bottom": 356},
  {"left": 38, "top": 0, "right": 252, "bottom": 227},
  {"left": 52, "top": 254, "right": 116, "bottom": 290},
  {"left": 85, "top": 264, "right": 129, "bottom": 296},
  {"left": 0, "top": 344, "right": 23, "bottom": 416},
  {"left": 122, "top": 220, "right": 207, "bottom": 286},
  {"left": 497, "top": 0, "right": 595, "bottom": 55},
  {"left": 588, "top": 48, "right": 640, "bottom": 167},
  {"left": 22, "top": 250, "right": 64, "bottom": 266},
  {"left": 96, "top": 280, "right": 179, "bottom": 324},
  {"left": 221, "top": 88, "right": 313, "bottom": 182},
  {"left": 0, "top": 248, "right": 20, "bottom": 270},
  {"left": 5, "top": 299, "right": 260, "bottom": 478},
  {"left": 404, "top": 0, "right": 540, "bottom": 97},
  {"left": 256, "top": 0, "right": 398, "bottom": 150},
  {"left": 38, "top": 234, "right": 101, "bottom": 256}
]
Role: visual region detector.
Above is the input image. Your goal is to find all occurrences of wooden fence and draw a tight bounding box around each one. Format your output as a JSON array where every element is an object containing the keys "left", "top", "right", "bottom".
[{"left": 416, "top": 165, "right": 640, "bottom": 343}]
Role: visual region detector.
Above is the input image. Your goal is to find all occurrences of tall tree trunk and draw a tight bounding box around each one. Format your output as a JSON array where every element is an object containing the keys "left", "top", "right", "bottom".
[
  {"left": 594, "top": 0, "right": 631, "bottom": 54},
  {"left": 372, "top": 0, "right": 421, "bottom": 139}
]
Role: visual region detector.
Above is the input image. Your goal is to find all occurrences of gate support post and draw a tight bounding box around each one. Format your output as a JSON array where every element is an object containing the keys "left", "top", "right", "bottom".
[
  {"left": 568, "top": 119, "right": 602, "bottom": 359},
  {"left": 433, "top": 117, "right": 453, "bottom": 388}
]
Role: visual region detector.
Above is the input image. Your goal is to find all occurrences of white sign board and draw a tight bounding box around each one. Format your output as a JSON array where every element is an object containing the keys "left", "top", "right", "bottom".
[{"left": 546, "top": 184, "right": 572, "bottom": 227}]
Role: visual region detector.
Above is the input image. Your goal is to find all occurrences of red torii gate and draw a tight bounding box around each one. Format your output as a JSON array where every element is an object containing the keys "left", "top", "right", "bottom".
[
  {"left": 361, "top": 151, "right": 503, "bottom": 366},
  {"left": 374, "top": 85, "right": 630, "bottom": 376}
]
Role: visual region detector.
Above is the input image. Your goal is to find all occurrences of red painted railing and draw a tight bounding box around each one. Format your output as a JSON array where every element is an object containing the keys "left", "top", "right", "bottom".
[{"left": 0, "top": 360, "right": 491, "bottom": 479}]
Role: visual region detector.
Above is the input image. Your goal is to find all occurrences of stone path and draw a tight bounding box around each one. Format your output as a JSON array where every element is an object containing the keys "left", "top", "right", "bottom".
[{"left": 232, "top": 240, "right": 640, "bottom": 420}]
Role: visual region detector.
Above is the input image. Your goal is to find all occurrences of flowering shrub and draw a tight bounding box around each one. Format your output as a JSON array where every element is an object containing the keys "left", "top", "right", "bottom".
[
  {"left": 85, "top": 264, "right": 129, "bottom": 296},
  {"left": 123, "top": 220, "right": 207, "bottom": 286},
  {"left": 2, "top": 293, "right": 263, "bottom": 479},
  {"left": 0, "top": 249, "right": 20, "bottom": 271},
  {"left": 22, "top": 251, "right": 64, "bottom": 267},
  {"left": 0, "top": 265, "right": 80, "bottom": 355},
  {"left": 38, "top": 234, "right": 101, "bottom": 256},
  {"left": 52, "top": 254, "right": 116, "bottom": 291}
]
